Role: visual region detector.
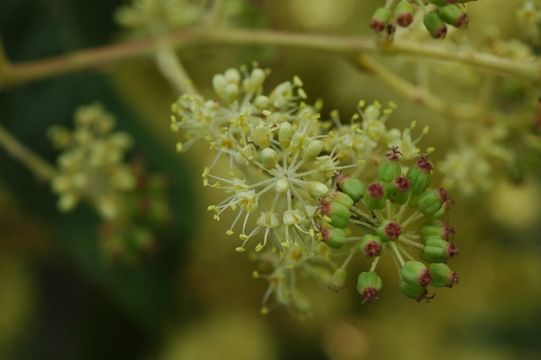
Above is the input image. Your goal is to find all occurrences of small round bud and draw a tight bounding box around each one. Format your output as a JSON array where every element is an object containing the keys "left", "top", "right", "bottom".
[
  {"left": 336, "top": 175, "right": 365, "bottom": 202},
  {"left": 275, "top": 178, "right": 289, "bottom": 193},
  {"left": 254, "top": 95, "right": 270, "bottom": 109},
  {"left": 385, "top": 176, "right": 411, "bottom": 204},
  {"left": 320, "top": 226, "right": 348, "bottom": 249},
  {"left": 377, "top": 221, "right": 402, "bottom": 242},
  {"left": 304, "top": 139, "right": 324, "bottom": 159},
  {"left": 359, "top": 234, "right": 383, "bottom": 257},
  {"left": 329, "top": 268, "right": 347, "bottom": 292},
  {"left": 422, "top": 238, "right": 458, "bottom": 263},
  {"left": 417, "top": 188, "right": 450, "bottom": 216},
  {"left": 357, "top": 271, "right": 382, "bottom": 304},
  {"left": 378, "top": 147, "right": 402, "bottom": 182},
  {"left": 429, "top": 263, "right": 459, "bottom": 288},
  {"left": 320, "top": 200, "right": 351, "bottom": 228},
  {"left": 401, "top": 260, "right": 431, "bottom": 287},
  {"left": 363, "top": 182, "right": 386, "bottom": 210},
  {"left": 260, "top": 148, "right": 277, "bottom": 169},
  {"left": 406, "top": 154, "right": 433, "bottom": 194},
  {"left": 212, "top": 74, "right": 227, "bottom": 96},
  {"left": 395, "top": 0, "right": 414, "bottom": 28},
  {"left": 399, "top": 280, "right": 432, "bottom": 302},
  {"left": 420, "top": 219, "right": 455, "bottom": 242},
  {"left": 423, "top": 11, "right": 447, "bottom": 39},
  {"left": 370, "top": 7, "right": 392, "bottom": 33},
  {"left": 309, "top": 181, "right": 329, "bottom": 198},
  {"left": 329, "top": 191, "right": 354, "bottom": 209},
  {"left": 438, "top": 4, "right": 469, "bottom": 28},
  {"left": 278, "top": 122, "right": 294, "bottom": 147}
]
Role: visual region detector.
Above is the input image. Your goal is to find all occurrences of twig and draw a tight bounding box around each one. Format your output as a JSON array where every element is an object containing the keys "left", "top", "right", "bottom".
[
  {"left": 1, "top": 26, "right": 539, "bottom": 90},
  {"left": 0, "top": 124, "right": 56, "bottom": 180}
]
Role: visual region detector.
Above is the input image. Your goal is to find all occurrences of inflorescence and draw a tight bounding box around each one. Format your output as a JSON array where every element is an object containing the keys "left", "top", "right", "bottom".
[
  {"left": 370, "top": 0, "right": 477, "bottom": 39},
  {"left": 170, "top": 65, "right": 459, "bottom": 314}
]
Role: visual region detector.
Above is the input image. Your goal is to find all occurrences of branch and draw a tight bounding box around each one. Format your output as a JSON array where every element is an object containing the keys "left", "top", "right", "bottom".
[
  {"left": 1, "top": 26, "right": 540, "bottom": 90},
  {"left": 0, "top": 124, "right": 56, "bottom": 180},
  {"left": 355, "top": 54, "right": 482, "bottom": 120}
]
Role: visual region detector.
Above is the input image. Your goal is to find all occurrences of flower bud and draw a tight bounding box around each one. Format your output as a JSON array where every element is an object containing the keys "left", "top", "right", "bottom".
[
  {"left": 370, "top": 7, "right": 392, "bottom": 33},
  {"left": 378, "top": 147, "right": 402, "bottom": 182},
  {"left": 320, "top": 200, "right": 351, "bottom": 228},
  {"left": 399, "top": 280, "right": 431, "bottom": 301},
  {"left": 320, "top": 226, "right": 348, "bottom": 249},
  {"left": 417, "top": 188, "right": 449, "bottom": 216},
  {"left": 260, "top": 148, "right": 277, "bottom": 169},
  {"left": 422, "top": 238, "right": 458, "bottom": 263},
  {"left": 420, "top": 219, "right": 455, "bottom": 242},
  {"left": 429, "top": 263, "right": 459, "bottom": 288},
  {"left": 329, "top": 191, "right": 354, "bottom": 209},
  {"left": 279, "top": 122, "right": 293, "bottom": 148},
  {"left": 309, "top": 181, "right": 329, "bottom": 198},
  {"left": 406, "top": 154, "right": 433, "bottom": 194},
  {"left": 377, "top": 221, "right": 402, "bottom": 242},
  {"left": 395, "top": 0, "right": 414, "bottom": 28},
  {"left": 329, "top": 268, "right": 347, "bottom": 291},
  {"left": 336, "top": 175, "right": 365, "bottom": 202},
  {"left": 438, "top": 4, "right": 469, "bottom": 28},
  {"left": 385, "top": 176, "right": 411, "bottom": 204},
  {"left": 401, "top": 260, "right": 431, "bottom": 287},
  {"left": 358, "top": 234, "right": 383, "bottom": 257},
  {"left": 423, "top": 11, "right": 447, "bottom": 39},
  {"left": 304, "top": 139, "right": 324, "bottom": 159},
  {"left": 275, "top": 178, "right": 289, "bottom": 193},
  {"left": 356, "top": 271, "right": 382, "bottom": 304},
  {"left": 363, "top": 182, "right": 385, "bottom": 210}
]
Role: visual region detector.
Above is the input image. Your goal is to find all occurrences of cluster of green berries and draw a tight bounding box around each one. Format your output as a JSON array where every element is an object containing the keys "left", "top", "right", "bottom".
[
  {"left": 370, "top": 0, "right": 476, "bottom": 39},
  {"left": 318, "top": 147, "right": 459, "bottom": 303}
]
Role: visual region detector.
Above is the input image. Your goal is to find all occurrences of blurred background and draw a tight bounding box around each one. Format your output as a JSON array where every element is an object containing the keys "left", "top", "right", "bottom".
[{"left": 1, "top": 0, "right": 541, "bottom": 359}]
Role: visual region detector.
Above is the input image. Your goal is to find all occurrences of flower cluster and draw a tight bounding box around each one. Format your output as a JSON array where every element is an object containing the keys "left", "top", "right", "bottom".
[
  {"left": 439, "top": 125, "right": 512, "bottom": 196},
  {"left": 171, "top": 66, "right": 454, "bottom": 313},
  {"left": 49, "top": 104, "right": 171, "bottom": 262},
  {"left": 370, "top": 0, "right": 476, "bottom": 39},
  {"left": 49, "top": 104, "right": 135, "bottom": 220},
  {"left": 115, "top": 0, "right": 203, "bottom": 36},
  {"left": 318, "top": 148, "right": 459, "bottom": 304}
]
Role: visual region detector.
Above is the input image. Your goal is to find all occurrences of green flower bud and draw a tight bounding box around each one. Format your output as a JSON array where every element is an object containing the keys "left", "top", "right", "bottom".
[
  {"left": 423, "top": 11, "right": 447, "bottom": 39},
  {"left": 359, "top": 234, "right": 383, "bottom": 257},
  {"left": 370, "top": 7, "right": 392, "bottom": 33},
  {"left": 378, "top": 147, "right": 402, "bottom": 182},
  {"left": 320, "top": 226, "right": 348, "bottom": 249},
  {"left": 385, "top": 176, "right": 411, "bottom": 204},
  {"left": 418, "top": 188, "right": 451, "bottom": 216},
  {"left": 429, "top": 263, "right": 459, "bottom": 288},
  {"left": 260, "top": 148, "right": 277, "bottom": 169},
  {"left": 329, "top": 191, "right": 354, "bottom": 209},
  {"left": 329, "top": 268, "right": 347, "bottom": 292},
  {"left": 420, "top": 219, "right": 455, "bottom": 242},
  {"left": 406, "top": 154, "right": 433, "bottom": 194},
  {"left": 438, "top": 4, "right": 469, "bottom": 28},
  {"left": 304, "top": 139, "right": 324, "bottom": 159},
  {"left": 401, "top": 260, "right": 431, "bottom": 287},
  {"left": 422, "top": 238, "right": 458, "bottom": 263},
  {"left": 377, "top": 221, "right": 402, "bottom": 242},
  {"left": 399, "top": 280, "right": 432, "bottom": 302},
  {"left": 363, "top": 182, "right": 385, "bottom": 210},
  {"left": 357, "top": 271, "right": 382, "bottom": 304},
  {"left": 308, "top": 181, "right": 329, "bottom": 198},
  {"left": 319, "top": 200, "right": 351, "bottom": 228},
  {"left": 395, "top": 0, "right": 414, "bottom": 28},
  {"left": 278, "top": 122, "right": 293, "bottom": 148},
  {"left": 336, "top": 174, "right": 365, "bottom": 202}
]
